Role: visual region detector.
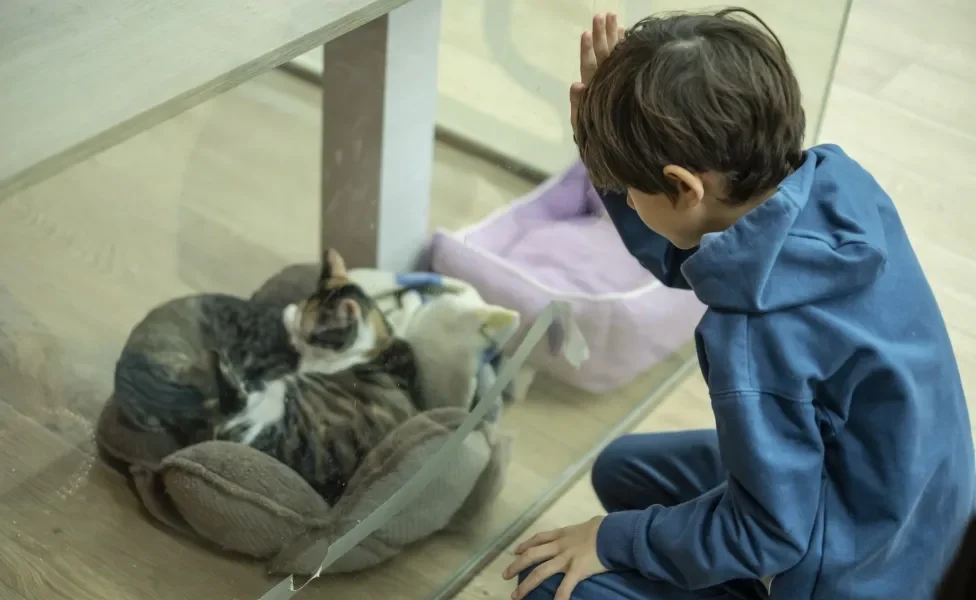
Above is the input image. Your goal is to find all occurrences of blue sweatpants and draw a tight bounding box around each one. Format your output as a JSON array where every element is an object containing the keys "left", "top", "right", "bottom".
[{"left": 519, "top": 430, "right": 767, "bottom": 600}]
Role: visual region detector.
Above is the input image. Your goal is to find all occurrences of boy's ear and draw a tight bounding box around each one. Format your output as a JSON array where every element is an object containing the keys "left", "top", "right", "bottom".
[{"left": 662, "top": 165, "right": 705, "bottom": 208}]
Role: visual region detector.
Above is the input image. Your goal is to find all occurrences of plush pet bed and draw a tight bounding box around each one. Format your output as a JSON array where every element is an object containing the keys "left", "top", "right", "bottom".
[
  {"left": 95, "top": 265, "right": 516, "bottom": 576},
  {"left": 430, "top": 161, "right": 706, "bottom": 393}
]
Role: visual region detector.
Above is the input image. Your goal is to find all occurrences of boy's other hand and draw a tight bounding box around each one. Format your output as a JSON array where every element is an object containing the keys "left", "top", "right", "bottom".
[
  {"left": 502, "top": 516, "right": 609, "bottom": 600},
  {"left": 571, "top": 13, "right": 625, "bottom": 136}
]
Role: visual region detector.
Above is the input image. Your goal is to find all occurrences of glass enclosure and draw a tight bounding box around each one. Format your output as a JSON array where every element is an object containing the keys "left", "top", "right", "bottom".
[
  {"left": 0, "top": 1, "right": 851, "bottom": 599},
  {"left": 436, "top": 0, "right": 852, "bottom": 176}
]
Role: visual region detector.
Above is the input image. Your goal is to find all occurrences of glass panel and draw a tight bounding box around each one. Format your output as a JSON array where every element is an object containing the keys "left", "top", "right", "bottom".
[
  {"left": 438, "top": 0, "right": 853, "bottom": 175},
  {"left": 0, "top": 1, "right": 851, "bottom": 600},
  {"left": 421, "top": 1, "right": 855, "bottom": 598},
  {"left": 0, "top": 73, "right": 324, "bottom": 600}
]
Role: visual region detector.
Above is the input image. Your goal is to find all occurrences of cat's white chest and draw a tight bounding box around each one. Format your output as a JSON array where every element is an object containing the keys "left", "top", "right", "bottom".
[
  {"left": 220, "top": 379, "right": 288, "bottom": 444},
  {"left": 299, "top": 351, "right": 366, "bottom": 374},
  {"left": 298, "top": 326, "right": 376, "bottom": 374}
]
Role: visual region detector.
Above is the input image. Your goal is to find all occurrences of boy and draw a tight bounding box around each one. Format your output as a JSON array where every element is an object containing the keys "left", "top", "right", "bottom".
[{"left": 502, "top": 8, "right": 975, "bottom": 600}]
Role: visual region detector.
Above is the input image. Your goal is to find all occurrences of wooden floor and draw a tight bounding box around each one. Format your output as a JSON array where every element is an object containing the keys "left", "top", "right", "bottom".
[
  {"left": 462, "top": 0, "right": 976, "bottom": 597},
  {"left": 1, "top": 0, "right": 974, "bottom": 599}
]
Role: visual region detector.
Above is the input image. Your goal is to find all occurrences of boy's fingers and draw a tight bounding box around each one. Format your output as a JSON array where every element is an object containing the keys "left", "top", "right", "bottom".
[
  {"left": 553, "top": 572, "right": 582, "bottom": 600},
  {"left": 580, "top": 31, "right": 597, "bottom": 84},
  {"left": 503, "top": 542, "right": 559, "bottom": 581},
  {"left": 515, "top": 528, "right": 562, "bottom": 554},
  {"left": 606, "top": 12, "right": 619, "bottom": 48},
  {"left": 570, "top": 82, "right": 585, "bottom": 137},
  {"left": 592, "top": 13, "right": 609, "bottom": 61},
  {"left": 511, "top": 558, "right": 567, "bottom": 600}
]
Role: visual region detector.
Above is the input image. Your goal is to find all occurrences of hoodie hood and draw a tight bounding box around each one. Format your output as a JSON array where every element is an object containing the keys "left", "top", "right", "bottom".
[{"left": 681, "top": 145, "right": 889, "bottom": 312}]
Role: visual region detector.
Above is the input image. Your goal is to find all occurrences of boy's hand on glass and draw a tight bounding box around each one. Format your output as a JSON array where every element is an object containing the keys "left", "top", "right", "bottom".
[
  {"left": 571, "top": 13, "right": 625, "bottom": 136},
  {"left": 502, "top": 516, "right": 609, "bottom": 600}
]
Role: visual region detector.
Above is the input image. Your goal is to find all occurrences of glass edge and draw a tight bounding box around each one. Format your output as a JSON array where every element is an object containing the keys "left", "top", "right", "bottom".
[
  {"left": 812, "top": 0, "right": 855, "bottom": 144},
  {"left": 427, "top": 350, "right": 700, "bottom": 600}
]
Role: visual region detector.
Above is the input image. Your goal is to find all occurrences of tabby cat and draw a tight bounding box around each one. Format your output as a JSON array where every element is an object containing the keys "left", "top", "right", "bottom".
[
  {"left": 210, "top": 249, "right": 425, "bottom": 503},
  {"left": 115, "top": 248, "right": 513, "bottom": 504},
  {"left": 114, "top": 290, "right": 299, "bottom": 446}
]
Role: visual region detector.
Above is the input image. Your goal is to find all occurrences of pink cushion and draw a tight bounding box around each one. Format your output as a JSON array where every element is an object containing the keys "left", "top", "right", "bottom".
[{"left": 430, "top": 162, "right": 705, "bottom": 394}]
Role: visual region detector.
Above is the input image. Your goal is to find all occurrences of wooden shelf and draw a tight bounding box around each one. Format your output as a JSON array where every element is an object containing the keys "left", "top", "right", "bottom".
[{"left": 0, "top": 0, "right": 410, "bottom": 200}]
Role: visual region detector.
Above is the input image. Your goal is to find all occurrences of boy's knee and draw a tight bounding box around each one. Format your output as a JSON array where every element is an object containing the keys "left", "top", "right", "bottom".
[
  {"left": 591, "top": 435, "right": 641, "bottom": 509},
  {"left": 595, "top": 435, "right": 639, "bottom": 469},
  {"left": 591, "top": 431, "right": 723, "bottom": 512},
  {"left": 592, "top": 436, "right": 630, "bottom": 481}
]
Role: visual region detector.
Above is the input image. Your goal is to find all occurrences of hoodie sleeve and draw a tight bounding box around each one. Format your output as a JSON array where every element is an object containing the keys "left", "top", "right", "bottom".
[
  {"left": 596, "top": 390, "right": 825, "bottom": 589},
  {"left": 599, "top": 189, "right": 696, "bottom": 290}
]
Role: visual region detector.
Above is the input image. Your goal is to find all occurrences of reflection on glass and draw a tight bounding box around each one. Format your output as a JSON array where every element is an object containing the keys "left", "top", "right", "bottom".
[
  {"left": 439, "top": 0, "right": 852, "bottom": 174},
  {"left": 0, "top": 1, "right": 851, "bottom": 599},
  {"left": 0, "top": 74, "right": 324, "bottom": 600},
  {"left": 425, "top": 1, "right": 854, "bottom": 598}
]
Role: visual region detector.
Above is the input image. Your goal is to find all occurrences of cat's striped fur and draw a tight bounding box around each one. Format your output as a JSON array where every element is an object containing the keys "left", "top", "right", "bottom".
[
  {"left": 113, "top": 293, "right": 299, "bottom": 446},
  {"left": 114, "top": 248, "right": 514, "bottom": 505},
  {"left": 212, "top": 249, "right": 425, "bottom": 504},
  {"left": 213, "top": 339, "right": 420, "bottom": 503}
]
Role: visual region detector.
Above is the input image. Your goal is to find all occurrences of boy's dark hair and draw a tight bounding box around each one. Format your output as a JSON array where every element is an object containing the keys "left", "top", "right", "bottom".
[{"left": 575, "top": 7, "right": 805, "bottom": 205}]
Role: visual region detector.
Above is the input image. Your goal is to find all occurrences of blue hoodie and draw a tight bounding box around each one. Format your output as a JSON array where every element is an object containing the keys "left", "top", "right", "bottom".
[{"left": 595, "top": 144, "right": 975, "bottom": 599}]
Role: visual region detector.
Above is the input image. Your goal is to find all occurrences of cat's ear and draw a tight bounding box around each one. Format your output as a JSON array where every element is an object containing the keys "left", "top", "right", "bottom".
[
  {"left": 476, "top": 306, "right": 520, "bottom": 338},
  {"left": 205, "top": 349, "right": 245, "bottom": 411},
  {"left": 320, "top": 247, "right": 348, "bottom": 283}
]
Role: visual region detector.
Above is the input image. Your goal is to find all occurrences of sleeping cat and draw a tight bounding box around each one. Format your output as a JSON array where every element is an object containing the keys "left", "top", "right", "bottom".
[
  {"left": 113, "top": 249, "right": 403, "bottom": 445},
  {"left": 114, "top": 248, "right": 515, "bottom": 504},
  {"left": 209, "top": 250, "right": 425, "bottom": 503},
  {"left": 210, "top": 249, "right": 519, "bottom": 504},
  {"left": 114, "top": 292, "right": 298, "bottom": 446}
]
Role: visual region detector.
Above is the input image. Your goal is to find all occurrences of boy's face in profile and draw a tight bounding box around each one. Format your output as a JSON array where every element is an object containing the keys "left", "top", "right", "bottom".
[
  {"left": 625, "top": 168, "right": 767, "bottom": 251},
  {"left": 627, "top": 187, "right": 701, "bottom": 250},
  {"left": 625, "top": 167, "right": 713, "bottom": 251}
]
